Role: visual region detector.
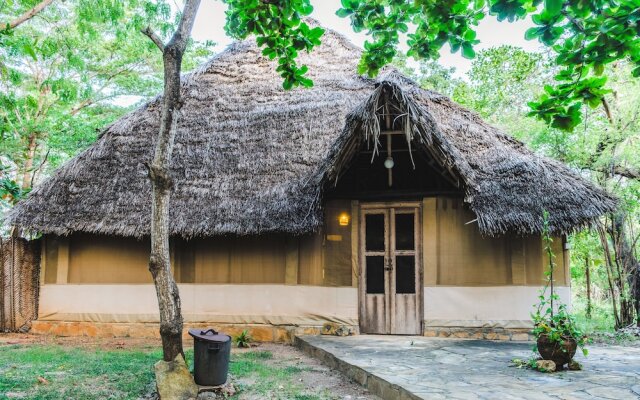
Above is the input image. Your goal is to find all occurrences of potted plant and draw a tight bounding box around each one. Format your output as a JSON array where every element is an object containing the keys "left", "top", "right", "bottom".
[{"left": 531, "top": 211, "right": 588, "bottom": 370}]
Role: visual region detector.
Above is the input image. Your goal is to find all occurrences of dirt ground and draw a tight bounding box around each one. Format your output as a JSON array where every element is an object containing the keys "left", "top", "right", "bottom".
[
  {"left": 0, "top": 332, "right": 161, "bottom": 350},
  {"left": 0, "top": 333, "right": 380, "bottom": 400}
]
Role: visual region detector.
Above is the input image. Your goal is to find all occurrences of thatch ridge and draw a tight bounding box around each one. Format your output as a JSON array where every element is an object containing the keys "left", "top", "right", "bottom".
[{"left": 7, "top": 24, "right": 616, "bottom": 237}]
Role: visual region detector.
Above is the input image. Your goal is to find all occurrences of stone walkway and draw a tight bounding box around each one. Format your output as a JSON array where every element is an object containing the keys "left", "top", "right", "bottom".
[{"left": 295, "top": 335, "right": 640, "bottom": 400}]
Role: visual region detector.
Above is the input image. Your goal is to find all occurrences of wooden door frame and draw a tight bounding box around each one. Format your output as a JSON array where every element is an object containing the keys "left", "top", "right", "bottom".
[{"left": 358, "top": 201, "right": 424, "bottom": 335}]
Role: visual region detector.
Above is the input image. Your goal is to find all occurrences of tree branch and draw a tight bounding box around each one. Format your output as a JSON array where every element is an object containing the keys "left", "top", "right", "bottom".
[
  {"left": 166, "top": 0, "right": 201, "bottom": 53},
  {"left": 141, "top": 27, "right": 165, "bottom": 52},
  {"left": 601, "top": 98, "right": 614, "bottom": 125},
  {"left": 4, "top": 0, "right": 55, "bottom": 31},
  {"left": 587, "top": 165, "right": 640, "bottom": 181}
]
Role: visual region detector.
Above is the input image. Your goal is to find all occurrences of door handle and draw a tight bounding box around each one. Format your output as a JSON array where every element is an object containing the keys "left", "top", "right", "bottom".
[{"left": 384, "top": 257, "right": 393, "bottom": 271}]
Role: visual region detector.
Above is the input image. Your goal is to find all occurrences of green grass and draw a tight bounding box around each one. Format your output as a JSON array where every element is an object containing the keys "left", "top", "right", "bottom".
[
  {"left": 0, "top": 345, "right": 336, "bottom": 400},
  {"left": 571, "top": 296, "right": 639, "bottom": 346},
  {"left": 0, "top": 344, "right": 162, "bottom": 399}
]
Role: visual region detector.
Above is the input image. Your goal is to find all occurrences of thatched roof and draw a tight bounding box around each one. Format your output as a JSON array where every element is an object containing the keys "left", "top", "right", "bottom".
[{"left": 7, "top": 24, "right": 616, "bottom": 238}]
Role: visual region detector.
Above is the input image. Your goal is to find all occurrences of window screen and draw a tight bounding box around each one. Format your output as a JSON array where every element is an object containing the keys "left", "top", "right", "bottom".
[
  {"left": 395, "top": 213, "right": 414, "bottom": 250},
  {"left": 396, "top": 255, "right": 415, "bottom": 294},
  {"left": 365, "top": 214, "right": 385, "bottom": 251},
  {"left": 366, "top": 256, "right": 385, "bottom": 294}
]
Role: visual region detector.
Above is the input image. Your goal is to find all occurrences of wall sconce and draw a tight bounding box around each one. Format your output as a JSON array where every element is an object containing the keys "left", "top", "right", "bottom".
[{"left": 338, "top": 212, "right": 350, "bottom": 226}]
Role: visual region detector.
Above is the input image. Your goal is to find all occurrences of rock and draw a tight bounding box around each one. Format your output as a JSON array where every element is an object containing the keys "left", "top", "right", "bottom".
[
  {"left": 322, "top": 322, "right": 351, "bottom": 336},
  {"left": 155, "top": 355, "right": 198, "bottom": 400},
  {"left": 335, "top": 326, "right": 351, "bottom": 337},
  {"left": 322, "top": 322, "right": 339, "bottom": 335},
  {"left": 535, "top": 360, "right": 556, "bottom": 373},
  {"left": 197, "top": 381, "right": 236, "bottom": 399},
  {"left": 568, "top": 360, "right": 582, "bottom": 371}
]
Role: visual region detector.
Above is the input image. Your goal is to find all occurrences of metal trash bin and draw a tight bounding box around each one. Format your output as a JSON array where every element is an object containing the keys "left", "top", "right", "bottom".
[{"left": 188, "top": 328, "right": 231, "bottom": 386}]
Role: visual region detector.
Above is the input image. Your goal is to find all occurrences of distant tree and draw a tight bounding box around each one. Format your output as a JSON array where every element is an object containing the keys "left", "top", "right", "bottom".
[
  {"left": 392, "top": 53, "right": 463, "bottom": 98},
  {"left": 0, "top": 1, "right": 213, "bottom": 196}
]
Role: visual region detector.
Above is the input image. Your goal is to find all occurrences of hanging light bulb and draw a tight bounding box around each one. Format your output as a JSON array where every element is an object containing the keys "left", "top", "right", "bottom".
[{"left": 384, "top": 156, "right": 394, "bottom": 169}]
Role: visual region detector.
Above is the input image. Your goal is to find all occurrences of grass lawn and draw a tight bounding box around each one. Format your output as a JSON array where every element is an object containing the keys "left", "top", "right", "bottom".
[{"left": 0, "top": 337, "right": 376, "bottom": 400}]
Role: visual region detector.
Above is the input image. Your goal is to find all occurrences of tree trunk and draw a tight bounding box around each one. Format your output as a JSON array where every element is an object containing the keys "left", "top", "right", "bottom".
[
  {"left": 608, "top": 212, "right": 638, "bottom": 327},
  {"left": 21, "top": 134, "right": 37, "bottom": 190},
  {"left": 585, "top": 257, "right": 592, "bottom": 319},
  {"left": 598, "top": 224, "right": 622, "bottom": 328},
  {"left": 145, "top": 0, "right": 201, "bottom": 362}
]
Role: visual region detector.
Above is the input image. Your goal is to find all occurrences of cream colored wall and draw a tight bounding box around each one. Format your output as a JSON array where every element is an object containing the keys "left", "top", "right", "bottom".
[
  {"left": 36, "top": 283, "right": 565, "bottom": 329},
  {"left": 423, "top": 286, "right": 572, "bottom": 329},
  {"left": 37, "top": 284, "right": 358, "bottom": 326}
]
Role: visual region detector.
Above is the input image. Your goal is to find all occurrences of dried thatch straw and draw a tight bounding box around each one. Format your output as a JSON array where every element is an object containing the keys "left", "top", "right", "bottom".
[{"left": 6, "top": 23, "right": 616, "bottom": 238}]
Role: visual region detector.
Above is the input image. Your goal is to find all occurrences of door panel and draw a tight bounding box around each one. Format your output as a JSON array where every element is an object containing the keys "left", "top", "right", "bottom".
[{"left": 360, "top": 205, "right": 422, "bottom": 335}]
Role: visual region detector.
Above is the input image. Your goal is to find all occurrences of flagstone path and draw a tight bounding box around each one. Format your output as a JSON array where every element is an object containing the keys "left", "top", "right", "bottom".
[{"left": 295, "top": 335, "right": 640, "bottom": 400}]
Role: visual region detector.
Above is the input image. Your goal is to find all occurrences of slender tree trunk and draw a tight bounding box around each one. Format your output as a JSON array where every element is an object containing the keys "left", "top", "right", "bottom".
[
  {"left": 598, "top": 225, "right": 622, "bottom": 328},
  {"left": 585, "top": 257, "right": 592, "bottom": 319},
  {"left": 21, "top": 134, "right": 37, "bottom": 190},
  {"left": 143, "top": 0, "right": 201, "bottom": 362}
]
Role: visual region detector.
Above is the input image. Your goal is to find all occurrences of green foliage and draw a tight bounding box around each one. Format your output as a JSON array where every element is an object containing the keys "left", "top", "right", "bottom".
[
  {"left": 233, "top": 329, "right": 254, "bottom": 348},
  {"left": 223, "top": 0, "right": 324, "bottom": 89},
  {"left": 0, "top": 0, "right": 214, "bottom": 208},
  {"left": 532, "top": 211, "right": 588, "bottom": 356},
  {"left": 0, "top": 163, "right": 26, "bottom": 206},
  {"left": 337, "top": 0, "right": 640, "bottom": 131}
]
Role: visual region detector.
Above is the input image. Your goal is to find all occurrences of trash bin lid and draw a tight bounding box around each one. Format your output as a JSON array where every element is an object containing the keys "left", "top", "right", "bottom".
[{"left": 188, "top": 328, "right": 231, "bottom": 343}]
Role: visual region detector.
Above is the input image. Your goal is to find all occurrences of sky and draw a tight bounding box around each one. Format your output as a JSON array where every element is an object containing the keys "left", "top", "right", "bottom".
[{"left": 190, "top": 0, "right": 544, "bottom": 78}]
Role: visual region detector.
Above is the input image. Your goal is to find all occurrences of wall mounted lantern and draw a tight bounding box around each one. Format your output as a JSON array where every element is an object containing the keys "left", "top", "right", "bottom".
[{"left": 338, "top": 212, "right": 350, "bottom": 226}]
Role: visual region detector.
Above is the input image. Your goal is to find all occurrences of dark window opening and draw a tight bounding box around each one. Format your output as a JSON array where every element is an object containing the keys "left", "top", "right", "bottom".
[
  {"left": 396, "top": 255, "right": 415, "bottom": 294},
  {"left": 395, "top": 213, "right": 415, "bottom": 250},
  {"left": 366, "top": 256, "right": 385, "bottom": 294},
  {"left": 365, "top": 214, "right": 385, "bottom": 251}
]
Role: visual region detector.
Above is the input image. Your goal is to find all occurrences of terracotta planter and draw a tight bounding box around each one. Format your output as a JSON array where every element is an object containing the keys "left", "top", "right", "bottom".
[{"left": 537, "top": 334, "right": 577, "bottom": 368}]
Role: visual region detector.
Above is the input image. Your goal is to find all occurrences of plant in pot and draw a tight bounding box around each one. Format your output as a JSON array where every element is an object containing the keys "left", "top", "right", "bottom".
[{"left": 531, "top": 211, "right": 588, "bottom": 370}]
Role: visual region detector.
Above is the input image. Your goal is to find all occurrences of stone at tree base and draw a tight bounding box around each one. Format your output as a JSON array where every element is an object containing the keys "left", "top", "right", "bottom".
[
  {"left": 197, "top": 381, "right": 237, "bottom": 399},
  {"left": 536, "top": 360, "right": 556, "bottom": 372},
  {"left": 568, "top": 360, "right": 582, "bottom": 371},
  {"left": 155, "top": 355, "right": 198, "bottom": 400}
]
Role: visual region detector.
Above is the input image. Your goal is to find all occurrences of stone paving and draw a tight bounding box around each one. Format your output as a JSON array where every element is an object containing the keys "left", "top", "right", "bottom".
[{"left": 296, "top": 335, "right": 640, "bottom": 400}]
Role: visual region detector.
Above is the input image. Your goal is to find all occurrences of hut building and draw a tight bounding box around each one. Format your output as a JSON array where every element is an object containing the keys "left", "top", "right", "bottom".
[{"left": 7, "top": 25, "right": 616, "bottom": 340}]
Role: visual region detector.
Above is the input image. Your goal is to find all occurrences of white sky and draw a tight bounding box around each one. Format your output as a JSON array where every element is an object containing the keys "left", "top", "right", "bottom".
[{"left": 191, "top": 0, "right": 543, "bottom": 77}]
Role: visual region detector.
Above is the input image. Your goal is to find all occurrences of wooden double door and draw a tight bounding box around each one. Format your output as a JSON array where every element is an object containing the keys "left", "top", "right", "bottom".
[{"left": 359, "top": 203, "right": 423, "bottom": 335}]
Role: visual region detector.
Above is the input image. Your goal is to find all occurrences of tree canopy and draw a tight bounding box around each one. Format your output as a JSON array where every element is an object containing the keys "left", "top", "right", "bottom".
[{"left": 0, "top": 0, "right": 213, "bottom": 210}]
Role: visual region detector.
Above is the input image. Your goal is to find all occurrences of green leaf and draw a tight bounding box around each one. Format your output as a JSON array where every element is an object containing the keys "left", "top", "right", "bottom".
[
  {"left": 462, "top": 44, "right": 476, "bottom": 59},
  {"left": 336, "top": 8, "right": 353, "bottom": 18},
  {"left": 544, "top": 0, "right": 563, "bottom": 16},
  {"left": 22, "top": 43, "right": 37, "bottom": 61},
  {"left": 525, "top": 27, "right": 540, "bottom": 40}
]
